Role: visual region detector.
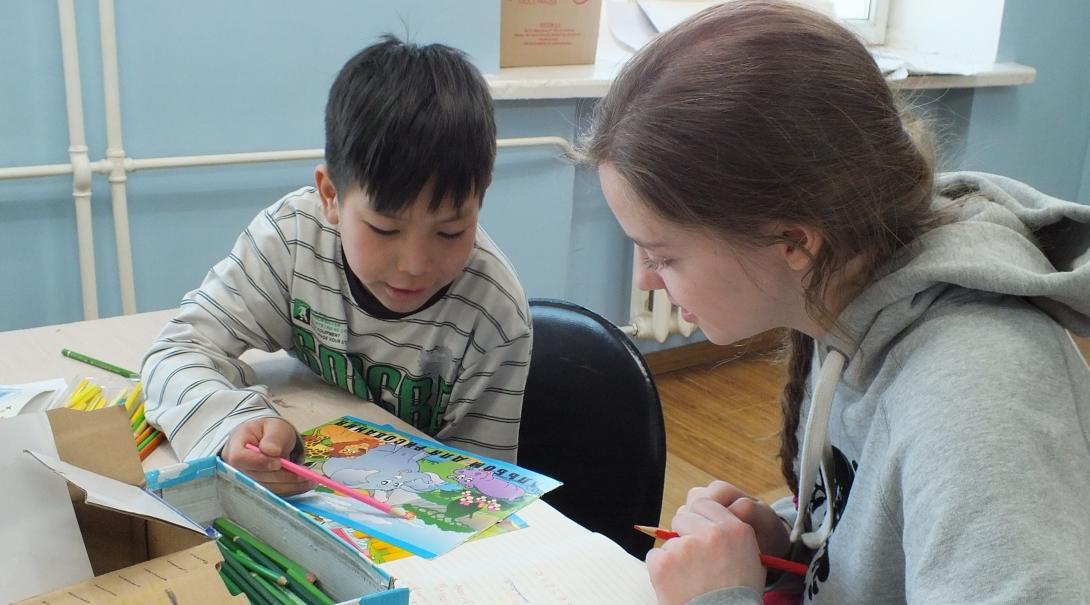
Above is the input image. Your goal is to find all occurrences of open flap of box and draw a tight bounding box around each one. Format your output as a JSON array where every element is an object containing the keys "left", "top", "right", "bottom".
[{"left": 25, "top": 449, "right": 213, "bottom": 537}]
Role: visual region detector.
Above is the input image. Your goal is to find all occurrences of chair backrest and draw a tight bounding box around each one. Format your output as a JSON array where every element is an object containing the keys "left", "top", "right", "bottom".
[{"left": 519, "top": 298, "right": 667, "bottom": 558}]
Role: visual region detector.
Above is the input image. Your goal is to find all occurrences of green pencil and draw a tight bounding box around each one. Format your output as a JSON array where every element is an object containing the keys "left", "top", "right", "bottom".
[
  {"left": 219, "top": 544, "right": 273, "bottom": 605},
  {"left": 61, "top": 348, "right": 140, "bottom": 379},
  {"left": 251, "top": 572, "right": 298, "bottom": 605},
  {"left": 234, "top": 546, "right": 288, "bottom": 586},
  {"left": 214, "top": 518, "right": 318, "bottom": 582},
  {"left": 218, "top": 567, "right": 243, "bottom": 596},
  {"left": 214, "top": 518, "right": 332, "bottom": 605}
]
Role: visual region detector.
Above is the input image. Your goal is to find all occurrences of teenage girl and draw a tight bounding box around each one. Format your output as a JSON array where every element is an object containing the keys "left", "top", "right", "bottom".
[{"left": 584, "top": 2, "right": 1090, "bottom": 603}]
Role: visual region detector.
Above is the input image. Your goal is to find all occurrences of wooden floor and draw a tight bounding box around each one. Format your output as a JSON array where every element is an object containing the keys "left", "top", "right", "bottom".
[{"left": 654, "top": 334, "right": 1090, "bottom": 527}]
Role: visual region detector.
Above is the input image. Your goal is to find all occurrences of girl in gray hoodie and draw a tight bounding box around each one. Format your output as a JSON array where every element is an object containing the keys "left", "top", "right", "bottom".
[{"left": 584, "top": 1, "right": 1090, "bottom": 604}]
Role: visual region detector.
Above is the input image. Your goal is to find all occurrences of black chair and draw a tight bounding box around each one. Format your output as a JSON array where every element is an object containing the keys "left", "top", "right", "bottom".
[{"left": 519, "top": 298, "right": 667, "bottom": 558}]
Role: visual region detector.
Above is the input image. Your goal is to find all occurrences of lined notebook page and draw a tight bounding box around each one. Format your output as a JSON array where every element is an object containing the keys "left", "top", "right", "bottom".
[{"left": 381, "top": 501, "right": 657, "bottom": 604}]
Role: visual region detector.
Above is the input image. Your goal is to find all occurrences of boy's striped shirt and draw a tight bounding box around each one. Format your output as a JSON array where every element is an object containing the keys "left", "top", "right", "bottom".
[{"left": 142, "top": 187, "right": 531, "bottom": 462}]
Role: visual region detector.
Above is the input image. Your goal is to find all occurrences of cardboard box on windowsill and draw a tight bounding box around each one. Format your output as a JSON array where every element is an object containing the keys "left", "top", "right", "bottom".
[
  {"left": 7, "top": 406, "right": 408, "bottom": 605},
  {"left": 501, "top": 0, "right": 603, "bottom": 67}
]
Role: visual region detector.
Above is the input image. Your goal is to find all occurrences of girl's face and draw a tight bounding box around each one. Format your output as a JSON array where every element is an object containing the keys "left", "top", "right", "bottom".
[{"left": 600, "top": 163, "right": 802, "bottom": 345}]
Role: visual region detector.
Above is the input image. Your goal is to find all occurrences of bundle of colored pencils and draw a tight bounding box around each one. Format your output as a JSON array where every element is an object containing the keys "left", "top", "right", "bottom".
[
  {"left": 63, "top": 379, "right": 164, "bottom": 460},
  {"left": 214, "top": 517, "right": 335, "bottom": 605},
  {"left": 60, "top": 348, "right": 166, "bottom": 460}
]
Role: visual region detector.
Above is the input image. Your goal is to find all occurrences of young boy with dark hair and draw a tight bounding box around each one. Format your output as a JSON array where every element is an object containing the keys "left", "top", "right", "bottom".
[{"left": 141, "top": 36, "right": 531, "bottom": 495}]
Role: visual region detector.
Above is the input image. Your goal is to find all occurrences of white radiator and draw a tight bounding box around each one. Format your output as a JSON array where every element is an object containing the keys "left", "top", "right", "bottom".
[{"left": 620, "top": 247, "right": 697, "bottom": 342}]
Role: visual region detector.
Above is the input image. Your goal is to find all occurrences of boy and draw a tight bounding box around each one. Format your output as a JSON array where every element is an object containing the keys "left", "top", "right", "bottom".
[{"left": 141, "top": 36, "right": 531, "bottom": 495}]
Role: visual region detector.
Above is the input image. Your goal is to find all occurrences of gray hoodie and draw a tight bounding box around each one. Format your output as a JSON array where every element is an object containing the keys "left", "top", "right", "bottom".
[{"left": 690, "top": 172, "right": 1090, "bottom": 605}]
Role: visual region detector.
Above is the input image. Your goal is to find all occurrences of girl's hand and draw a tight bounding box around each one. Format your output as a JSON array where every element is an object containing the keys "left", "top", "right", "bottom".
[
  {"left": 221, "top": 417, "right": 314, "bottom": 496},
  {"left": 687, "top": 480, "right": 791, "bottom": 559},
  {"left": 646, "top": 499, "right": 765, "bottom": 604}
]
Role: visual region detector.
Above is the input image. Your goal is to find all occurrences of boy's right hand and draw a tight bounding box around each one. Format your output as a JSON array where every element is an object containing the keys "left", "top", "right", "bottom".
[
  {"left": 686, "top": 480, "right": 791, "bottom": 559},
  {"left": 221, "top": 417, "right": 314, "bottom": 496}
]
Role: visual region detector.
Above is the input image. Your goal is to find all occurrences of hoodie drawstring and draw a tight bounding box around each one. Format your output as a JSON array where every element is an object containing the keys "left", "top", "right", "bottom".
[{"left": 790, "top": 348, "right": 847, "bottom": 550}]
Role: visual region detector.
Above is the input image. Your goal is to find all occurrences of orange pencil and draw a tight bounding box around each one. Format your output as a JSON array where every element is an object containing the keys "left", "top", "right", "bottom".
[
  {"left": 634, "top": 525, "right": 810, "bottom": 577},
  {"left": 138, "top": 432, "right": 166, "bottom": 460}
]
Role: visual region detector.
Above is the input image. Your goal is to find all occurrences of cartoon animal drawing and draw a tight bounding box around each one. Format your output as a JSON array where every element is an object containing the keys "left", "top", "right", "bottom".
[
  {"left": 443, "top": 490, "right": 501, "bottom": 523},
  {"left": 451, "top": 468, "right": 525, "bottom": 501},
  {"left": 322, "top": 444, "right": 442, "bottom": 501}
]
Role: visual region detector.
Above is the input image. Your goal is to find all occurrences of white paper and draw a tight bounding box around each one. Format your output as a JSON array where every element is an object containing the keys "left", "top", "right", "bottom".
[
  {"left": 636, "top": 0, "right": 724, "bottom": 33},
  {"left": 0, "top": 378, "right": 67, "bottom": 418},
  {"left": 872, "top": 47, "right": 996, "bottom": 76},
  {"left": 0, "top": 414, "right": 94, "bottom": 603},
  {"left": 24, "top": 449, "right": 210, "bottom": 535},
  {"left": 382, "top": 501, "right": 657, "bottom": 604},
  {"left": 607, "top": 0, "right": 658, "bottom": 51}
]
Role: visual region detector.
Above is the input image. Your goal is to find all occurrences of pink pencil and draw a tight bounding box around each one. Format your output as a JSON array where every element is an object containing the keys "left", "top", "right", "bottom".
[{"left": 244, "top": 442, "right": 415, "bottom": 520}]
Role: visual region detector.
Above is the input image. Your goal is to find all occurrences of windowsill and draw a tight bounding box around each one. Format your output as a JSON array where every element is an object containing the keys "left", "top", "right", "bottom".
[{"left": 486, "top": 5, "right": 1035, "bottom": 100}]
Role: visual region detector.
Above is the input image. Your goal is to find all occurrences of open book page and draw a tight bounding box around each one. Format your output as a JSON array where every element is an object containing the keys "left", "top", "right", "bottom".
[
  {"left": 290, "top": 416, "right": 561, "bottom": 558},
  {"left": 308, "top": 512, "right": 528, "bottom": 564},
  {"left": 382, "top": 501, "right": 657, "bottom": 604}
]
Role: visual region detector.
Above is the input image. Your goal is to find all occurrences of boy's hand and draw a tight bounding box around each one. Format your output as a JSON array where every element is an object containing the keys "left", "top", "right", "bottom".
[
  {"left": 646, "top": 499, "right": 765, "bottom": 604},
  {"left": 221, "top": 418, "right": 314, "bottom": 496},
  {"left": 687, "top": 480, "right": 791, "bottom": 559}
]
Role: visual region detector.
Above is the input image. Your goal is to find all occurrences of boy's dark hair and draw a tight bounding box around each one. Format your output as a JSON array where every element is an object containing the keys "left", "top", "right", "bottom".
[{"left": 325, "top": 35, "right": 495, "bottom": 213}]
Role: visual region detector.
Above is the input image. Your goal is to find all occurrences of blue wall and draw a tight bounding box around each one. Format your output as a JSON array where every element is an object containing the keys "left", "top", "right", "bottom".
[
  {"left": 960, "top": 1, "right": 1090, "bottom": 202},
  {"left": 2, "top": 1, "right": 1088, "bottom": 353}
]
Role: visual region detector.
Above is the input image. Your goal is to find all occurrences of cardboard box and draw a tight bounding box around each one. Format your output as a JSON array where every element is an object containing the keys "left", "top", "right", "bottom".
[
  {"left": 9, "top": 407, "right": 409, "bottom": 605},
  {"left": 500, "top": 0, "right": 602, "bottom": 67}
]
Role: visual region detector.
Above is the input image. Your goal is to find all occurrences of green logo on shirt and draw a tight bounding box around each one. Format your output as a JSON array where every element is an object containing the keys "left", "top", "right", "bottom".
[
  {"left": 290, "top": 324, "right": 453, "bottom": 435},
  {"left": 291, "top": 298, "right": 311, "bottom": 324}
]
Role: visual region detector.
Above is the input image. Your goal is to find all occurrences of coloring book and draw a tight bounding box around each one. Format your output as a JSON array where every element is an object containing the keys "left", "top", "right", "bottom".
[
  {"left": 289, "top": 417, "right": 561, "bottom": 558},
  {"left": 307, "top": 512, "right": 529, "bottom": 564}
]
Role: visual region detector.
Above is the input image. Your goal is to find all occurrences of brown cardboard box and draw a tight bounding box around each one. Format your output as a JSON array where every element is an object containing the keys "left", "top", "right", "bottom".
[
  {"left": 501, "top": 0, "right": 603, "bottom": 67},
  {"left": 11, "top": 407, "right": 406, "bottom": 604},
  {"left": 11, "top": 407, "right": 242, "bottom": 604}
]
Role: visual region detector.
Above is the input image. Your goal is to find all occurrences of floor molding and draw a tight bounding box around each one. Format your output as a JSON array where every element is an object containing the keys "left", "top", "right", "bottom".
[{"left": 644, "top": 329, "right": 786, "bottom": 376}]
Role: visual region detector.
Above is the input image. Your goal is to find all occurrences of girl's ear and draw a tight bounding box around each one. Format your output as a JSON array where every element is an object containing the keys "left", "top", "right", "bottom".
[
  {"left": 314, "top": 164, "right": 340, "bottom": 225},
  {"left": 776, "top": 224, "right": 824, "bottom": 272}
]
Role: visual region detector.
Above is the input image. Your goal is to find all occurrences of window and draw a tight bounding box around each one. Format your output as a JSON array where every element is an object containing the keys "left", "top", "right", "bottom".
[{"left": 833, "top": 0, "right": 890, "bottom": 45}]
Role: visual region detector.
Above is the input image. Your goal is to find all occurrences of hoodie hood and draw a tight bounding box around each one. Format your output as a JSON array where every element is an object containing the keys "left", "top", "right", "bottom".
[
  {"left": 790, "top": 172, "right": 1090, "bottom": 549},
  {"left": 828, "top": 172, "right": 1089, "bottom": 367}
]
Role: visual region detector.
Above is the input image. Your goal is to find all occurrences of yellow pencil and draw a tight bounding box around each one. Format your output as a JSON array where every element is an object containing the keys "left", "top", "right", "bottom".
[
  {"left": 68, "top": 378, "right": 89, "bottom": 405},
  {"left": 123, "top": 383, "right": 143, "bottom": 414},
  {"left": 71, "top": 384, "right": 101, "bottom": 410},
  {"left": 88, "top": 395, "right": 107, "bottom": 411},
  {"left": 65, "top": 383, "right": 89, "bottom": 408},
  {"left": 112, "top": 388, "right": 129, "bottom": 407},
  {"left": 132, "top": 419, "right": 149, "bottom": 436},
  {"left": 130, "top": 404, "right": 145, "bottom": 431}
]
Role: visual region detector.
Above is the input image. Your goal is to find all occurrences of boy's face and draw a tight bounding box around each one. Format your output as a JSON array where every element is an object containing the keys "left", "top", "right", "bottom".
[{"left": 316, "top": 166, "right": 480, "bottom": 314}]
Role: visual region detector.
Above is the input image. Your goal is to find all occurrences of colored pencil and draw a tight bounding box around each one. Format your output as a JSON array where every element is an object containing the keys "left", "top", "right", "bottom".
[
  {"left": 134, "top": 424, "right": 155, "bottom": 445},
  {"left": 218, "top": 567, "right": 243, "bottom": 596},
  {"left": 69, "top": 384, "right": 101, "bottom": 410},
  {"left": 136, "top": 428, "right": 159, "bottom": 450},
  {"left": 138, "top": 432, "right": 166, "bottom": 460},
  {"left": 237, "top": 552, "right": 291, "bottom": 587},
  {"left": 61, "top": 348, "right": 140, "bottom": 379},
  {"left": 219, "top": 543, "right": 275, "bottom": 605},
  {"left": 130, "top": 404, "right": 145, "bottom": 431},
  {"left": 214, "top": 518, "right": 323, "bottom": 589},
  {"left": 633, "top": 525, "right": 811, "bottom": 577},
  {"left": 243, "top": 442, "right": 415, "bottom": 521},
  {"left": 122, "top": 382, "right": 143, "bottom": 414},
  {"left": 250, "top": 572, "right": 298, "bottom": 605}
]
